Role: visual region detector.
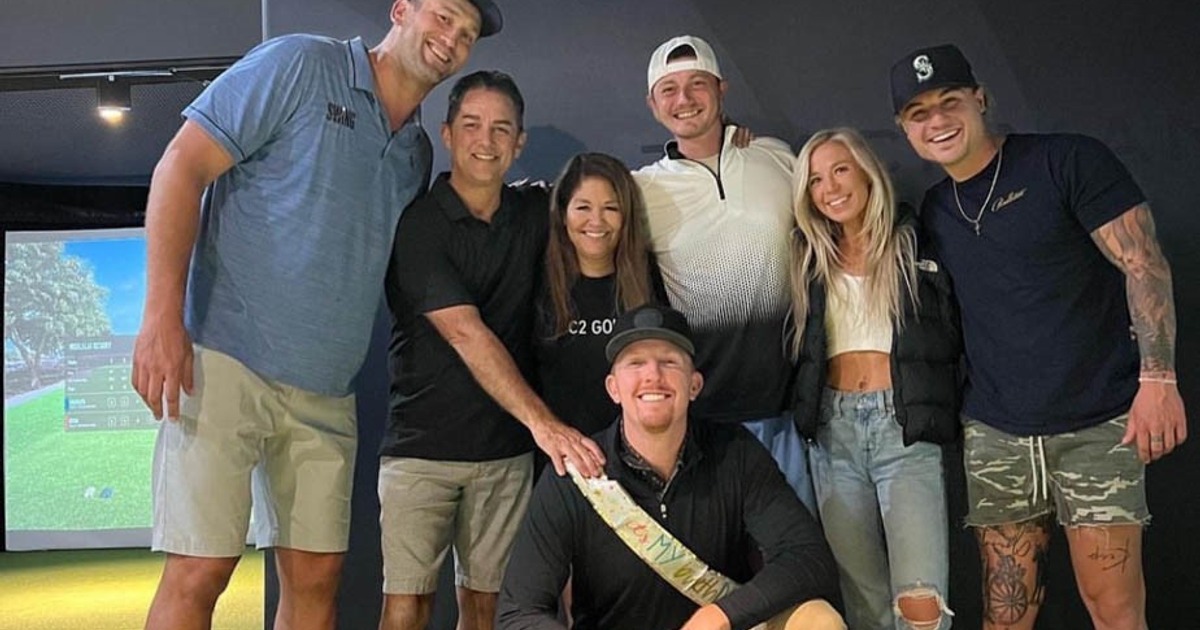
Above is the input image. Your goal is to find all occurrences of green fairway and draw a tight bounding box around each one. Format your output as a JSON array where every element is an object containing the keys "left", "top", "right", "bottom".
[{"left": 4, "top": 384, "right": 156, "bottom": 530}]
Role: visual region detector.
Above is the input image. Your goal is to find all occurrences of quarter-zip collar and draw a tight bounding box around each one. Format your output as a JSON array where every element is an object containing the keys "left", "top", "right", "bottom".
[{"left": 662, "top": 125, "right": 732, "bottom": 200}]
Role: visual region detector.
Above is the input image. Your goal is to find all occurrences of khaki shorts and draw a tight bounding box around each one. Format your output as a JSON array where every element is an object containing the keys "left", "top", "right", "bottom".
[
  {"left": 378, "top": 453, "right": 532, "bottom": 594},
  {"left": 151, "top": 346, "right": 356, "bottom": 556},
  {"left": 963, "top": 415, "right": 1149, "bottom": 527}
]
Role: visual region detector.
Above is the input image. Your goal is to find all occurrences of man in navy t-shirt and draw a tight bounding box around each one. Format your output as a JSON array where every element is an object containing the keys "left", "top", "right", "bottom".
[{"left": 890, "top": 44, "right": 1186, "bottom": 630}]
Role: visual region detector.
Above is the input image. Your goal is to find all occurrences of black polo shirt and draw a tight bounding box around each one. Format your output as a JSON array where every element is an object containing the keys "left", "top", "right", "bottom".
[{"left": 382, "top": 173, "right": 548, "bottom": 461}]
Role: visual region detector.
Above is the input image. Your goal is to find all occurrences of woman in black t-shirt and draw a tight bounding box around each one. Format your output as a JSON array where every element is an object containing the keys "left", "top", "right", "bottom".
[{"left": 535, "top": 152, "right": 665, "bottom": 438}]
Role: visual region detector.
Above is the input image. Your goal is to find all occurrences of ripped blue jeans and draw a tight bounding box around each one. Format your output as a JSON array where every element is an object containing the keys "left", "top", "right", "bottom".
[{"left": 809, "top": 389, "right": 953, "bottom": 629}]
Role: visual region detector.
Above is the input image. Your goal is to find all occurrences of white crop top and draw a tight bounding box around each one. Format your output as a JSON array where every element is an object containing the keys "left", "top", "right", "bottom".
[{"left": 825, "top": 275, "right": 893, "bottom": 358}]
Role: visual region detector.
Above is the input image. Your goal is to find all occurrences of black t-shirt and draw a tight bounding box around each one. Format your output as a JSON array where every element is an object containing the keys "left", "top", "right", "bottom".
[
  {"left": 920, "top": 133, "right": 1143, "bottom": 435},
  {"left": 382, "top": 174, "right": 547, "bottom": 461},
  {"left": 533, "top": 268, "right": 668, "bottom": 437}
]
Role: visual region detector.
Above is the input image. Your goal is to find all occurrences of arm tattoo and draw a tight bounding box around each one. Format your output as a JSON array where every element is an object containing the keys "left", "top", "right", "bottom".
[{"left": 1090, "top": 203, "right": 1177, "bottom": 374}]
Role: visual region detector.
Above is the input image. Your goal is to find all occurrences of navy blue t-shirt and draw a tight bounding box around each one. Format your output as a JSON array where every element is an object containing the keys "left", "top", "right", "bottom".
[{"left": 920, "top": 133, "right": 1143, "bottom": 435}]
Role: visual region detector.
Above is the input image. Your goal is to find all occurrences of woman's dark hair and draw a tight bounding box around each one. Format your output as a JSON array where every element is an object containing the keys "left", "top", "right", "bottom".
[{"left": 543, "top": 152, "right": 655, "bottom": 337}]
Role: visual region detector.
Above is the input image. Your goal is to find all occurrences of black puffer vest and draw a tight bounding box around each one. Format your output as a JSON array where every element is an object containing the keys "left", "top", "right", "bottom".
[{"left": 791, "top": 214, "right": 963, "bottom": 445}]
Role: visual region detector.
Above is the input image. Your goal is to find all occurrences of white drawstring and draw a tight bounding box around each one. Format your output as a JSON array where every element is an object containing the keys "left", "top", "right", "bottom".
[
  {"left": 1037, "top": 436, "right": 1049, "bottom": 505},
  {"left": 1027, "top": 436, "right": 1049, "bottom": 504}
]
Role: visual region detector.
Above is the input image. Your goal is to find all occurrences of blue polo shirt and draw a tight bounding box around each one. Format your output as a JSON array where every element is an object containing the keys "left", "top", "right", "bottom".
[{"left": 183, "top": 34, "right": 432, "bottom": 396}]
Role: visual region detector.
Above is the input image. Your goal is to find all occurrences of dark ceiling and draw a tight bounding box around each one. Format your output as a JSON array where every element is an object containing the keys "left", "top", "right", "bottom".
[
  {"left": 0, "top": 80, "right": 210, "bottom": 186},
  {"left": 2, "top": 0, "right": 1198, "bottom": 232}
]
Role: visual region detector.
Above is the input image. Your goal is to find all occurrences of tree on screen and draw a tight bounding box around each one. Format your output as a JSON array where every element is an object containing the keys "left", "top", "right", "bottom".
[{"left": 4, "top": 242, "right": 111, "bottom": 390}]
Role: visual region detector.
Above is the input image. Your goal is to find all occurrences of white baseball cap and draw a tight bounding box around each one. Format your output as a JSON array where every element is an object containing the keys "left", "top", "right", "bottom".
[{"left": 646, "top": 35, "right": 723, "bottom": 92}]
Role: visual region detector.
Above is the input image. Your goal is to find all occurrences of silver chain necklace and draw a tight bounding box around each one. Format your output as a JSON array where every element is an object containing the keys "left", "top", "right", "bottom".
[{"left": 952, "top": 145, "right": 1003, "bottom": 236}]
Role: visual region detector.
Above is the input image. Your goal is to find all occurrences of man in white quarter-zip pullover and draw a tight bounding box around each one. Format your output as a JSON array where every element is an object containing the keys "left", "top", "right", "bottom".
[{"left": 632, "top": 35, "right": 815, "bottom": 514}]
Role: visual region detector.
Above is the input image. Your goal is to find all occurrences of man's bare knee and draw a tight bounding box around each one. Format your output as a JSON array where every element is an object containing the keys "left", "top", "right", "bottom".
[
  {"left": 159, "top": 554, "right": 239, "bottom": 605},
  {"left": 380, "top": 594, "right": 434, "bottom": 630},
  {"left": 275, "top": 549, "right": 344, "bottom": 600},
  {"left": 895, "top": 585, "right": 952, "bottom": 630},
  {"left": 146, "top": 553, "right": 240, "bottom": 629}
]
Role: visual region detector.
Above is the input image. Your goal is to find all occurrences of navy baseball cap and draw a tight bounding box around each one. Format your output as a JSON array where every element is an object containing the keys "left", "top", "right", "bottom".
[
  {"left": 605, "top": 305, "right": 695, "bottom": 363},
  {"left": 890, "top": 44, "right": 978, "bottom": 113},
  {"left": 468, "top": 0, "right": 503, "bottom": 38}
]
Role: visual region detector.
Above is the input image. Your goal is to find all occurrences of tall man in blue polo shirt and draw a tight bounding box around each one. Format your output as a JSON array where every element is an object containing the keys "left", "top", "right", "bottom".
[
  {"left": 130, "top": 1, "right": 502, "bottom": 629},
  {"left": 891, "top": 44, "right": 1186, "bottom": 629}
]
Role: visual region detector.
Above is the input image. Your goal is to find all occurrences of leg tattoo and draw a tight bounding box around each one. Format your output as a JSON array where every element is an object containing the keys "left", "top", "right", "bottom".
[{"left": 977, "top": 517, "right": 1051, "bottom": 626}]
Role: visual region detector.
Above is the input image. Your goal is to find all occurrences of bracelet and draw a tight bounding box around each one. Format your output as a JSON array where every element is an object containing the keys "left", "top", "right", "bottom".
[{"left": 1138, "top": 376, "right": 1178, "bottom": 385}]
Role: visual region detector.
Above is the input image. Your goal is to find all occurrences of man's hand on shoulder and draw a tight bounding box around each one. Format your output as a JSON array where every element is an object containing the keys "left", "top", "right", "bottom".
[
  {"left": 679, "top": 603, "right": 731, "bottom": 630},
  {"left": 531, "top": 418, "right": 605, "bottom": 478},
  {"left": 131, "top": 313, "right": 194, "bottom": 421},
  {"left": 730, "top": 125, "right": 755, "bottom": 148}
]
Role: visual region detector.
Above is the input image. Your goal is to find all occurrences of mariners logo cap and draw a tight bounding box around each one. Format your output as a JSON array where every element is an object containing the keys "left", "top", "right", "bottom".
[
  {"left": 605, "top": 305, "right": 695, "bottom": 364},
  {"left": 647, "top": 35, "right": 723, "bottom": 92},
  {"left": 890, "top": 44, "right": 978, "bottom": 113}
]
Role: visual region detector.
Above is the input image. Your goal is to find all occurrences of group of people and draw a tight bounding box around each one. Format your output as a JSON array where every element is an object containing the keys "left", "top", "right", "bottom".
[{"left": 129, "top": 1, "right": 1187, "bottom": 629}]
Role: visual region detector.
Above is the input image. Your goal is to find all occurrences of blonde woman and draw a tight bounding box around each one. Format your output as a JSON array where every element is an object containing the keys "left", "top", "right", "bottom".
[{"left": 789, "top": 128, "right": 961, "bottom": 630}]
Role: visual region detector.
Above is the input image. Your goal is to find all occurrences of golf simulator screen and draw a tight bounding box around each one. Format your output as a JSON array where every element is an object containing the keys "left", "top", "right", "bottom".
[{"left": 4, "top": 228, "right": 154, "bottom": 550}]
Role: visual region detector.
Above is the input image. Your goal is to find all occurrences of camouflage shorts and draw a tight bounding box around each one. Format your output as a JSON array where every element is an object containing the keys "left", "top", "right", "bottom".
[{"left": 962, "top": 416, "right": 1149, "bottom": 527}]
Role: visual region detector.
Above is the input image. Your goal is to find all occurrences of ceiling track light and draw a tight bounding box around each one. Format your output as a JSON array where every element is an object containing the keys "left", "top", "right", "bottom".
[
  {"left": 97, "top": 77, "right": 131, "bottom": 110},
  {"left": 95, "top": 76, "right": 131, "bottom": 122}
]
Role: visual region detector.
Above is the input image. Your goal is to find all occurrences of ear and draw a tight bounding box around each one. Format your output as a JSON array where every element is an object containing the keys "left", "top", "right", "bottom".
[
  {"left": 972, "top": 87, "right": 987, "bottom": 112},
  {"left": 718, "top": 79, "right": 728, "bottom": 99},
  {"left": 605, "top": 374, "right": 621, "bottom": 404},
  {"left": 390, "top": 0, "right": 410, "bottom": 26},
  {"left": 514, "top": 129, "right": 528, "bottom": 159},
  {"left": 440, "top": 122, "right": 452, "bottom": 151},
  {"left": 689, "top": 371, "right": 704, "bottom": 401}
]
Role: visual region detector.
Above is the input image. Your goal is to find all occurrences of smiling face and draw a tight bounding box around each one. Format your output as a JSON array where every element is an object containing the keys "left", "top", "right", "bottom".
[
  {"left": 441, "top": 86, "right": 525, "bottom": 188},
  {"left": 806, "top": 140, "right": 871, "bottom": 233},
  {"left": 391, "top": 0, "right": 480, "bottom": 87},
  {"left": 647, "top": 68, "right": 726, "bottom": 145},
  {"left": 606, "top": 338, "right": 703, "bottom": 437},
  {"left": 564, "top": 176, "right": 624, "bottom": 277},
  {"left": 898, "top": 86, "right": 991, "bottom": 179}
]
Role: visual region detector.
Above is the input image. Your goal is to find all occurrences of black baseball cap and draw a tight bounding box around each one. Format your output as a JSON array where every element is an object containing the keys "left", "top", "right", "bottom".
[
  {"left": 468, "top": 0, "right": 503, "bottom": 38},
  {"left": 605, "top": 305, "right": 695, "bottom": 364},
  {"left": 890, "top": 44, "right": 978, "bottom": 114}
]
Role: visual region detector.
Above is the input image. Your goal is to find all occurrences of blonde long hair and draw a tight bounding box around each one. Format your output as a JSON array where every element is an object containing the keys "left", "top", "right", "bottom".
[{"left": 789, "top": 128, "right": 918, "bottom": 359}]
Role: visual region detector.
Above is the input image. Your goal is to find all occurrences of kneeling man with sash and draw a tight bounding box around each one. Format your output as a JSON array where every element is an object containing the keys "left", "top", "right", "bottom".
[{"left": 498, "top": 305, "right": 844, "bottom": 629}]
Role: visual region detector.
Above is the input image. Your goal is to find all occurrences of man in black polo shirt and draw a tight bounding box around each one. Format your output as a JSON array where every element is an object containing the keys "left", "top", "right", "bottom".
[{"left": 379, "top": 70, "right": 605, "bottom": 630}]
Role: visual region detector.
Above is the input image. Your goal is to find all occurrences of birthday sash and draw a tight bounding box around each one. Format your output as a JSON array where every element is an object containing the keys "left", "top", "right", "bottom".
[{"left": 567, "top": 465, "right": 740, "bottom": 605}]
